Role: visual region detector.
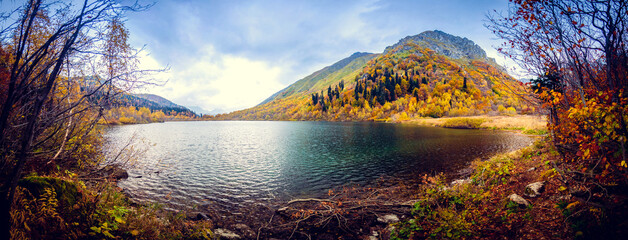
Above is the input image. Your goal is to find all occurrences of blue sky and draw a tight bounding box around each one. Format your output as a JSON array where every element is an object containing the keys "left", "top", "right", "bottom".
[{"left": 123, "top": 0, "right": 514, "bottom": 113}]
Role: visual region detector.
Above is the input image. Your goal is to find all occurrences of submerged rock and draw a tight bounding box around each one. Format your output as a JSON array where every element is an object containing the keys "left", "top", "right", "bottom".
[
  {"left": 524, "top": 181, "right": 545, "bottom": 197},
  {"left": 508, "top": 194, "right": 530, "bottom": 207}
]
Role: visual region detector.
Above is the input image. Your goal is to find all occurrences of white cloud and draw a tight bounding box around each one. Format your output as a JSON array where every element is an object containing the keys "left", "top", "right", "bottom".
[
  {"left": 204, "top": 55, "right": 283, "bottom": 111},
  {"left": 137, "top": 46, "right": 285, "bottom": 113}
]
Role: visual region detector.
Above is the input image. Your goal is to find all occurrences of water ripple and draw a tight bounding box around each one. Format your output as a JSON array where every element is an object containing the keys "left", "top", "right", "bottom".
[{"left": 105, "top": 121, "right": 533, "bottom": 211}]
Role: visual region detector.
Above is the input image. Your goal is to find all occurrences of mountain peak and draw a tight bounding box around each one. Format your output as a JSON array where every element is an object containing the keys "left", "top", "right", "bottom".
[{"left": 384, "top": 30, "right": 487, "bottom": 60}]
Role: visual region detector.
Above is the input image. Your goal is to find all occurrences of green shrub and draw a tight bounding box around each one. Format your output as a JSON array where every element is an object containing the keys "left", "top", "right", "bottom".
[
  {"left": 523, "top": 128, "right": 548, "bottom": 135},
  {"left": 441, "top": 118, "right": 487, "bottom": 129}
]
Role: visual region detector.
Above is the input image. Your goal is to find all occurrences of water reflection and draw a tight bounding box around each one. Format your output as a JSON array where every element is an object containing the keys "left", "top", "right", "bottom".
[{"left": 105, "top": 121, "right": 533, "bottom": 210}]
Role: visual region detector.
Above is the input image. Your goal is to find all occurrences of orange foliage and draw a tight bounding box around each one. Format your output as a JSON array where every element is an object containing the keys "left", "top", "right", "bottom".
[{"left": 101, "top": 106, "right": 196, "bottom": 124}]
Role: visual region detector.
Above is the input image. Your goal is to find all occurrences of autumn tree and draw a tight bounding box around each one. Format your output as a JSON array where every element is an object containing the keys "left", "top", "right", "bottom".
[
  {"left": 488, "top": 0, "right": 628, "bottom": 222},
  {"left": 0, "top": 1, "right": 151, "bottom": 238}
]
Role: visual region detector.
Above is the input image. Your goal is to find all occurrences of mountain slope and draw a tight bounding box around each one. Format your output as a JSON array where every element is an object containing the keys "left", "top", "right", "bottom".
[
  {"left": 187, "top": 105, "right": 212, "bottom": 115},
  {"left": 133, "top": 94, "right": 187, "bottom": 109},
  {"left": 258, "top": 52, "right": 376, "bottom": 105},
  {"left": 117, "top": 93, "right": 195, "bottom": 115},
  {"left": 218, "top": 30, "right": 530, "bottom": 121}
]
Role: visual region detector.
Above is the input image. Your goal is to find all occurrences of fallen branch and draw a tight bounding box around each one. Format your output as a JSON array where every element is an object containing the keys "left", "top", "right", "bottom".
[{"left": 287, "top": 198, "right": 335, "bottom": 205}]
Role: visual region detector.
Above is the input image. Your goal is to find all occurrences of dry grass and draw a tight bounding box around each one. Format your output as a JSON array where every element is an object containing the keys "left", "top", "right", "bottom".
[
  {"left": 407, "top": 115, "right": 547, "bottom": 133},
  {"left": 440, "top": 118, "right": 487, "bottom": 129}
]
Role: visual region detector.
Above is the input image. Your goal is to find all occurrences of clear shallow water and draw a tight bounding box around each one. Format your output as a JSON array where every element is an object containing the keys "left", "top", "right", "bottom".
[{"left": 105, "top": 121, "right": 533, "bottom": 210}]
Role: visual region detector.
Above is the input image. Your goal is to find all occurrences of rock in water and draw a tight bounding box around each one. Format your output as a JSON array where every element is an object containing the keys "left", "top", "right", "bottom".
[
  {"left": 524, "top": 181, "right": 545, "bottom": 197},
  {"left": 508, "top": 194, "right": 530, "bottom": 207},
  {"left": 197, "top": 212, "right": 210, "bottom": 221},
  {"left": 102, "top": 164, "right": 128, "bottom": 180}
]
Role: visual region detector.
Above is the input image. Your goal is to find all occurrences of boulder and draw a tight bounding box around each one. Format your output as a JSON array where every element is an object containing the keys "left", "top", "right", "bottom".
[
  {"left": 524, "top": 181, "right": 545, "bottom": 197},
  {"left": 451, "top": 178, "right": 471, "bottom": 186},
  {"left": 377, "top": 214, "right": 400, "bottom": 224},
  {"left": 197, "top": 212, "right": 210, "bottom": 221},
  {"left": 214, "top": 228, "right": 240, "bottom": 239},
  {"left": 102, "top": 164, "right": 128, "bottom": 180},
  {"left": 368, "top": 230, "right": 380, "bottom": 240},
  {"left": 187, "top": 212, "right": 210, "bottom": 221},
  {"left": 508, "top": 194, "right": 530, "bottom": 207},
  {"left": 232, "top": 223, "right": 255, "bottom": 238}
]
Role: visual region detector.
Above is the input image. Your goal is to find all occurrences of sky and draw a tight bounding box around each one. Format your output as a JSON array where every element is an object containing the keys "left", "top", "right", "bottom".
[{"left": 120, "top": 0, "right": 516, "bottom": 114}]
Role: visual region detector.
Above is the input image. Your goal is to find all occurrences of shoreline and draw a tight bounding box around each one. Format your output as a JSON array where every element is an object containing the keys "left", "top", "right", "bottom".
[
  {"left": 110, "top": 117, "right": 545, "bottom": 239},
  {"left": 111, "top": 114, "right": 548, "bottom": 134},
  {"left": 400, "top": 114, "right": 547, "bottom": 132}
]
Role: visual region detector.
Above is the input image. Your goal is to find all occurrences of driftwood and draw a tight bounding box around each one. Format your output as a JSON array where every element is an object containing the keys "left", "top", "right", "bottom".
[
  {"left": 254, "top": 182, "right": 427, "bottom": 239},
  {"left": 287, "top": 198, "right": 335, "bottom": 205}
]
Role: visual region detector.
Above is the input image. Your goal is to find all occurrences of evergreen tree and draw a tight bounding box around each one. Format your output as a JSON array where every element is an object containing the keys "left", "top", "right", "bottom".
[{"left": 327, "top": 86, "right": 332, "bottom": 100}]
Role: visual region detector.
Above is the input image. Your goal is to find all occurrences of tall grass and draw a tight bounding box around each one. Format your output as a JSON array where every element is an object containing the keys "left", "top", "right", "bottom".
[{"left": 441, "top": 118, "right": 487, "bottom": 129}]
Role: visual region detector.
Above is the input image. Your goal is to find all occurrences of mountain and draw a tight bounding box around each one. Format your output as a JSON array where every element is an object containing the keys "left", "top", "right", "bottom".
[
  {"left": 74, "top": 76, "right": 196, "bottom": 116},
  {"left": 133, "top": 94, "right": 185, "bottom": 109},
  {"left": 384, "top": 30, "right": 488, "bottom": 60},
  {"left": 117, "top": 93, "right": 196, "bottom": 116},
  {"left": 217, "top": 30, "right": 530, "bottom": 121},
  {"left": 187, "top": 105, "right": 212, "bottom": 115}
]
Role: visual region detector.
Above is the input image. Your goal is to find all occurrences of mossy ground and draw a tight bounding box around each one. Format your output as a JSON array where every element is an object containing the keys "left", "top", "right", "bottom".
[{"left": 10, "top": 174, "right": 214, "bottom": 239}]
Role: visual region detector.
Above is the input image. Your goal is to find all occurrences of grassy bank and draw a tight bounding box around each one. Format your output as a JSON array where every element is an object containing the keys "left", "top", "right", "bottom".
[
  {"left": 406, "top": 115, "right": 547, "bottom": 134},
  {"left": 391, "top": 138, "right": 627, "bottom": 239},
  {"left": 391, "top": 140, "right": 568, "bottom": 239}
]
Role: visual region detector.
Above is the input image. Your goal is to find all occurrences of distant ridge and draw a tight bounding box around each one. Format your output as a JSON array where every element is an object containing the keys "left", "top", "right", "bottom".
[
  {"left": 117, "top": 93, "right": 195, "bottom": 115},
  {"left": 187, "top": 105, "right": 212, "bottom": 115},
  {"left": 133, "top": 94, "right": 186, "bottom": 109}
]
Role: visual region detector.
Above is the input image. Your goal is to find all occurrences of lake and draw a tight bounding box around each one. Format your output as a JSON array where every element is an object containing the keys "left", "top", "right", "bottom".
[{"left": 104, "top": 121, "right": 533, "bottom": 211}]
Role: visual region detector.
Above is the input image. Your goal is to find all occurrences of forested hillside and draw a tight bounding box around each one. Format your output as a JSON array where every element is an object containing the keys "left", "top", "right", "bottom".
[
  {"left": 101, "top": 93, "right": 197, "bottom": 124},
  {"left": 74, "top": 76, "right": 197, "bottom": 124},
  {"left": 217, "top": 30, "right": 531, "bottom": 121}
]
